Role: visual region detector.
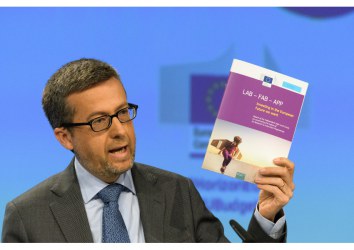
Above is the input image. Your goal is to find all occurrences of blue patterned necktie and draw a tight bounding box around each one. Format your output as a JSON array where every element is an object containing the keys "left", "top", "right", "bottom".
[{"left": 97, "top": 184, "right": 131, "bottom": 243}]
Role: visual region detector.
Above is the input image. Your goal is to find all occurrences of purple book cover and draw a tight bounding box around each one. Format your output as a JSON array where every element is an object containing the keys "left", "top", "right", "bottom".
[{"left": 202, "top": 59, "right": 308, "bottom": 183}]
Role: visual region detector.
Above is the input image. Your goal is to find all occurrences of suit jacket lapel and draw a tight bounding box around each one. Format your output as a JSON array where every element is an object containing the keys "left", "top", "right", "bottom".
[
  {"left": 49, "top": 160, "right": 93, "bottom": 243},
  {"left": 132, "top": 163, "right": 165, "bottom": 243}
]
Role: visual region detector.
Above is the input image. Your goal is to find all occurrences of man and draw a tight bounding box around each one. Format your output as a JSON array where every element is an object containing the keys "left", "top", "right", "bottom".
[{"left": 2, "top": 58, "right": 295, "bottom": 243}]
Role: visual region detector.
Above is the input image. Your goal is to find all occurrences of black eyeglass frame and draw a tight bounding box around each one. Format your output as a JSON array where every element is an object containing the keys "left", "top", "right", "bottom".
[{"left": 61, "top": 103, "right": 138, "bottom": 132}]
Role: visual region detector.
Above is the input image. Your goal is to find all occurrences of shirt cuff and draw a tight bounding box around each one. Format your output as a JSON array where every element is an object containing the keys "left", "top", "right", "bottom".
[{"left": 254, "top": 205, "right": 286, "bottom": 239}]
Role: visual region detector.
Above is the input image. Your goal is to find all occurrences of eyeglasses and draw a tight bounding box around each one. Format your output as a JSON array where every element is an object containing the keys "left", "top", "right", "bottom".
[{"left": 61, "top": 103, "right": 138, "bottom": 132}]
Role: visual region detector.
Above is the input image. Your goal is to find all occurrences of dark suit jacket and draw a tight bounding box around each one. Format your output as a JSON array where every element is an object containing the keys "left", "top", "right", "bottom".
[{"left": 2, "top": 160, "right": 286, "bottom": 242}]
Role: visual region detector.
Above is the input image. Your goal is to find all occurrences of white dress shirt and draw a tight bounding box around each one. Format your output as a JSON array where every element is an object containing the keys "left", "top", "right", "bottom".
[
  {"left": 254, "top": 204, "right": 286, "bottom": 239},
  {"left": 75, "top": 158, "right": 145, "bottom": 243}
]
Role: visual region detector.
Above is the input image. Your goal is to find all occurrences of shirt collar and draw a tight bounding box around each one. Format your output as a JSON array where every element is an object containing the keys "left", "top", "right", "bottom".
[{"left": 74, "top": 157, "right": 136, "bottom": 204}]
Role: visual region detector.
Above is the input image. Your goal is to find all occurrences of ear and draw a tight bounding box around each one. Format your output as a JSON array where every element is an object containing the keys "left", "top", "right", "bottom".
[{"left": 54, "top": 127, "right": 74, "bottom": 151}]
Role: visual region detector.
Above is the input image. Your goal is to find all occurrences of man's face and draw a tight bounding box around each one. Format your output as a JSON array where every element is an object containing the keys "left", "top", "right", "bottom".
[{"left": 60, "top": 77, "right": 136, "bottom": 183}]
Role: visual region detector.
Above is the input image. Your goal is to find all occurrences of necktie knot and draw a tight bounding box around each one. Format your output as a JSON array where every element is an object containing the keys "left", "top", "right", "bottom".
[{"left": 97, "top": 184, "right": 125, "bottom": 203}]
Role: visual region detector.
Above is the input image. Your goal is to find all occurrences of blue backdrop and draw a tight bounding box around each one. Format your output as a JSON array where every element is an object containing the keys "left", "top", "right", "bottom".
[{"left": 1, "top": 7, "right": 353, "bottom": 242}]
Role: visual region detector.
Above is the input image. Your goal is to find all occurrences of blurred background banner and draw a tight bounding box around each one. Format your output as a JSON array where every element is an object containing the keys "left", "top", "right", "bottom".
[{"left": 1, "top": 7, "right": 354, "bottom": 242}]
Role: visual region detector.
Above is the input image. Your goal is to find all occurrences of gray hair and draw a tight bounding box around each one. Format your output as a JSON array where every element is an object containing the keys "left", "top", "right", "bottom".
[{"left": 42, "top": 58, "right": 121, "bottom": 129}]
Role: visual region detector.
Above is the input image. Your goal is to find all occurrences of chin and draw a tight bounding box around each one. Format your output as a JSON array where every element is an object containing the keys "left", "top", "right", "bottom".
[{"left": 108, "top": 160, "right": 134, "bottom": 174}]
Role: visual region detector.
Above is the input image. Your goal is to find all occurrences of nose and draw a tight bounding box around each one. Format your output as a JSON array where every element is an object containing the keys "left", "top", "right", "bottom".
[{"left": 108, "top": 116, "right": 126, "bottom": 137}]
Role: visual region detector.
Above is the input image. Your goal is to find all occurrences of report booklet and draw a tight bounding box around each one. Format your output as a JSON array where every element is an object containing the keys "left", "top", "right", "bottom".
[{"left": 202, "top": 59, "right": 308, "bottom": 183}]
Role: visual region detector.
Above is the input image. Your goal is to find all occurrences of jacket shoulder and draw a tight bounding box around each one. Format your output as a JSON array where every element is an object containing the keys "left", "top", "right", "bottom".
[{"left": 9, "top": 172, "right": 61, "bottom": 207}]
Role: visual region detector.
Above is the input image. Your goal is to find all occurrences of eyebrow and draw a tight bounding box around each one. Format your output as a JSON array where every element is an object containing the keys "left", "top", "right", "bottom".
[{"left": 86, "top": 103, "right": 128, "bottom": 121}]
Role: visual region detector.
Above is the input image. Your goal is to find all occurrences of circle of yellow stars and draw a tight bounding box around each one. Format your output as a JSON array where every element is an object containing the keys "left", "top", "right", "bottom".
[{"left": 205, "top": 81, "right": 226, "bottom": 118}]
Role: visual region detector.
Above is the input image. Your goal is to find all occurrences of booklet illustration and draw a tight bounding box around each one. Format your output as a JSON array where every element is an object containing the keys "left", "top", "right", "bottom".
[{"left": 202, "top": 59, "right": 308, "bottom": 183}]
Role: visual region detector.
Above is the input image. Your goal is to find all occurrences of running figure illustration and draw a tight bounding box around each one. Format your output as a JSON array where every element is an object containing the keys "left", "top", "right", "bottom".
[{"left": 219, "top": 136, "right": 242, "bottom": 174}]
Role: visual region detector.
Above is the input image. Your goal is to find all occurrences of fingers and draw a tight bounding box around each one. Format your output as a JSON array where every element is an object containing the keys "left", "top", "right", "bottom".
[
  {"left": 273, "top": 157, "right": 295, "bottom": 175},
  {"left": 255, "top": 176, "right": 293, "bottom": 198},
  {"left": 258, "top": 158, "right": 296, "bottom": 191},
  {"left": 258, "top": 168, "right": 294, "bottom": 191},
  {"left": 255, "top": 176, "right": 284, "bottom": 188},
  {"left": 257, "top": 184, "right": 291, "bottom": 206}
]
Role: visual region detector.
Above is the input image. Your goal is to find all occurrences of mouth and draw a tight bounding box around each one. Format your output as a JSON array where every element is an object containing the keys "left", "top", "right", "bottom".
[
  {"left": 109, "top": 146, "right": 127, "bottom": 153},
  {"left": 108, "top": 145, "right": 129, "bottom": 159}
]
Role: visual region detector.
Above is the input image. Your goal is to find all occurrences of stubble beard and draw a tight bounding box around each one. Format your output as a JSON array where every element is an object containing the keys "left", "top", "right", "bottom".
[
  {"left": 75, "top": 142, "right": 136, "bottom": 183},
  {"left": 104, "top": 147, "right": 136, "bottom": 176}
]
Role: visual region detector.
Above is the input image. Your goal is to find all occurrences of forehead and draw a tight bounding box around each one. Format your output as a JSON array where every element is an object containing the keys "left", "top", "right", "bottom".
[{"left": 66, "top": 77, "right": 127, "bottom": 118}]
